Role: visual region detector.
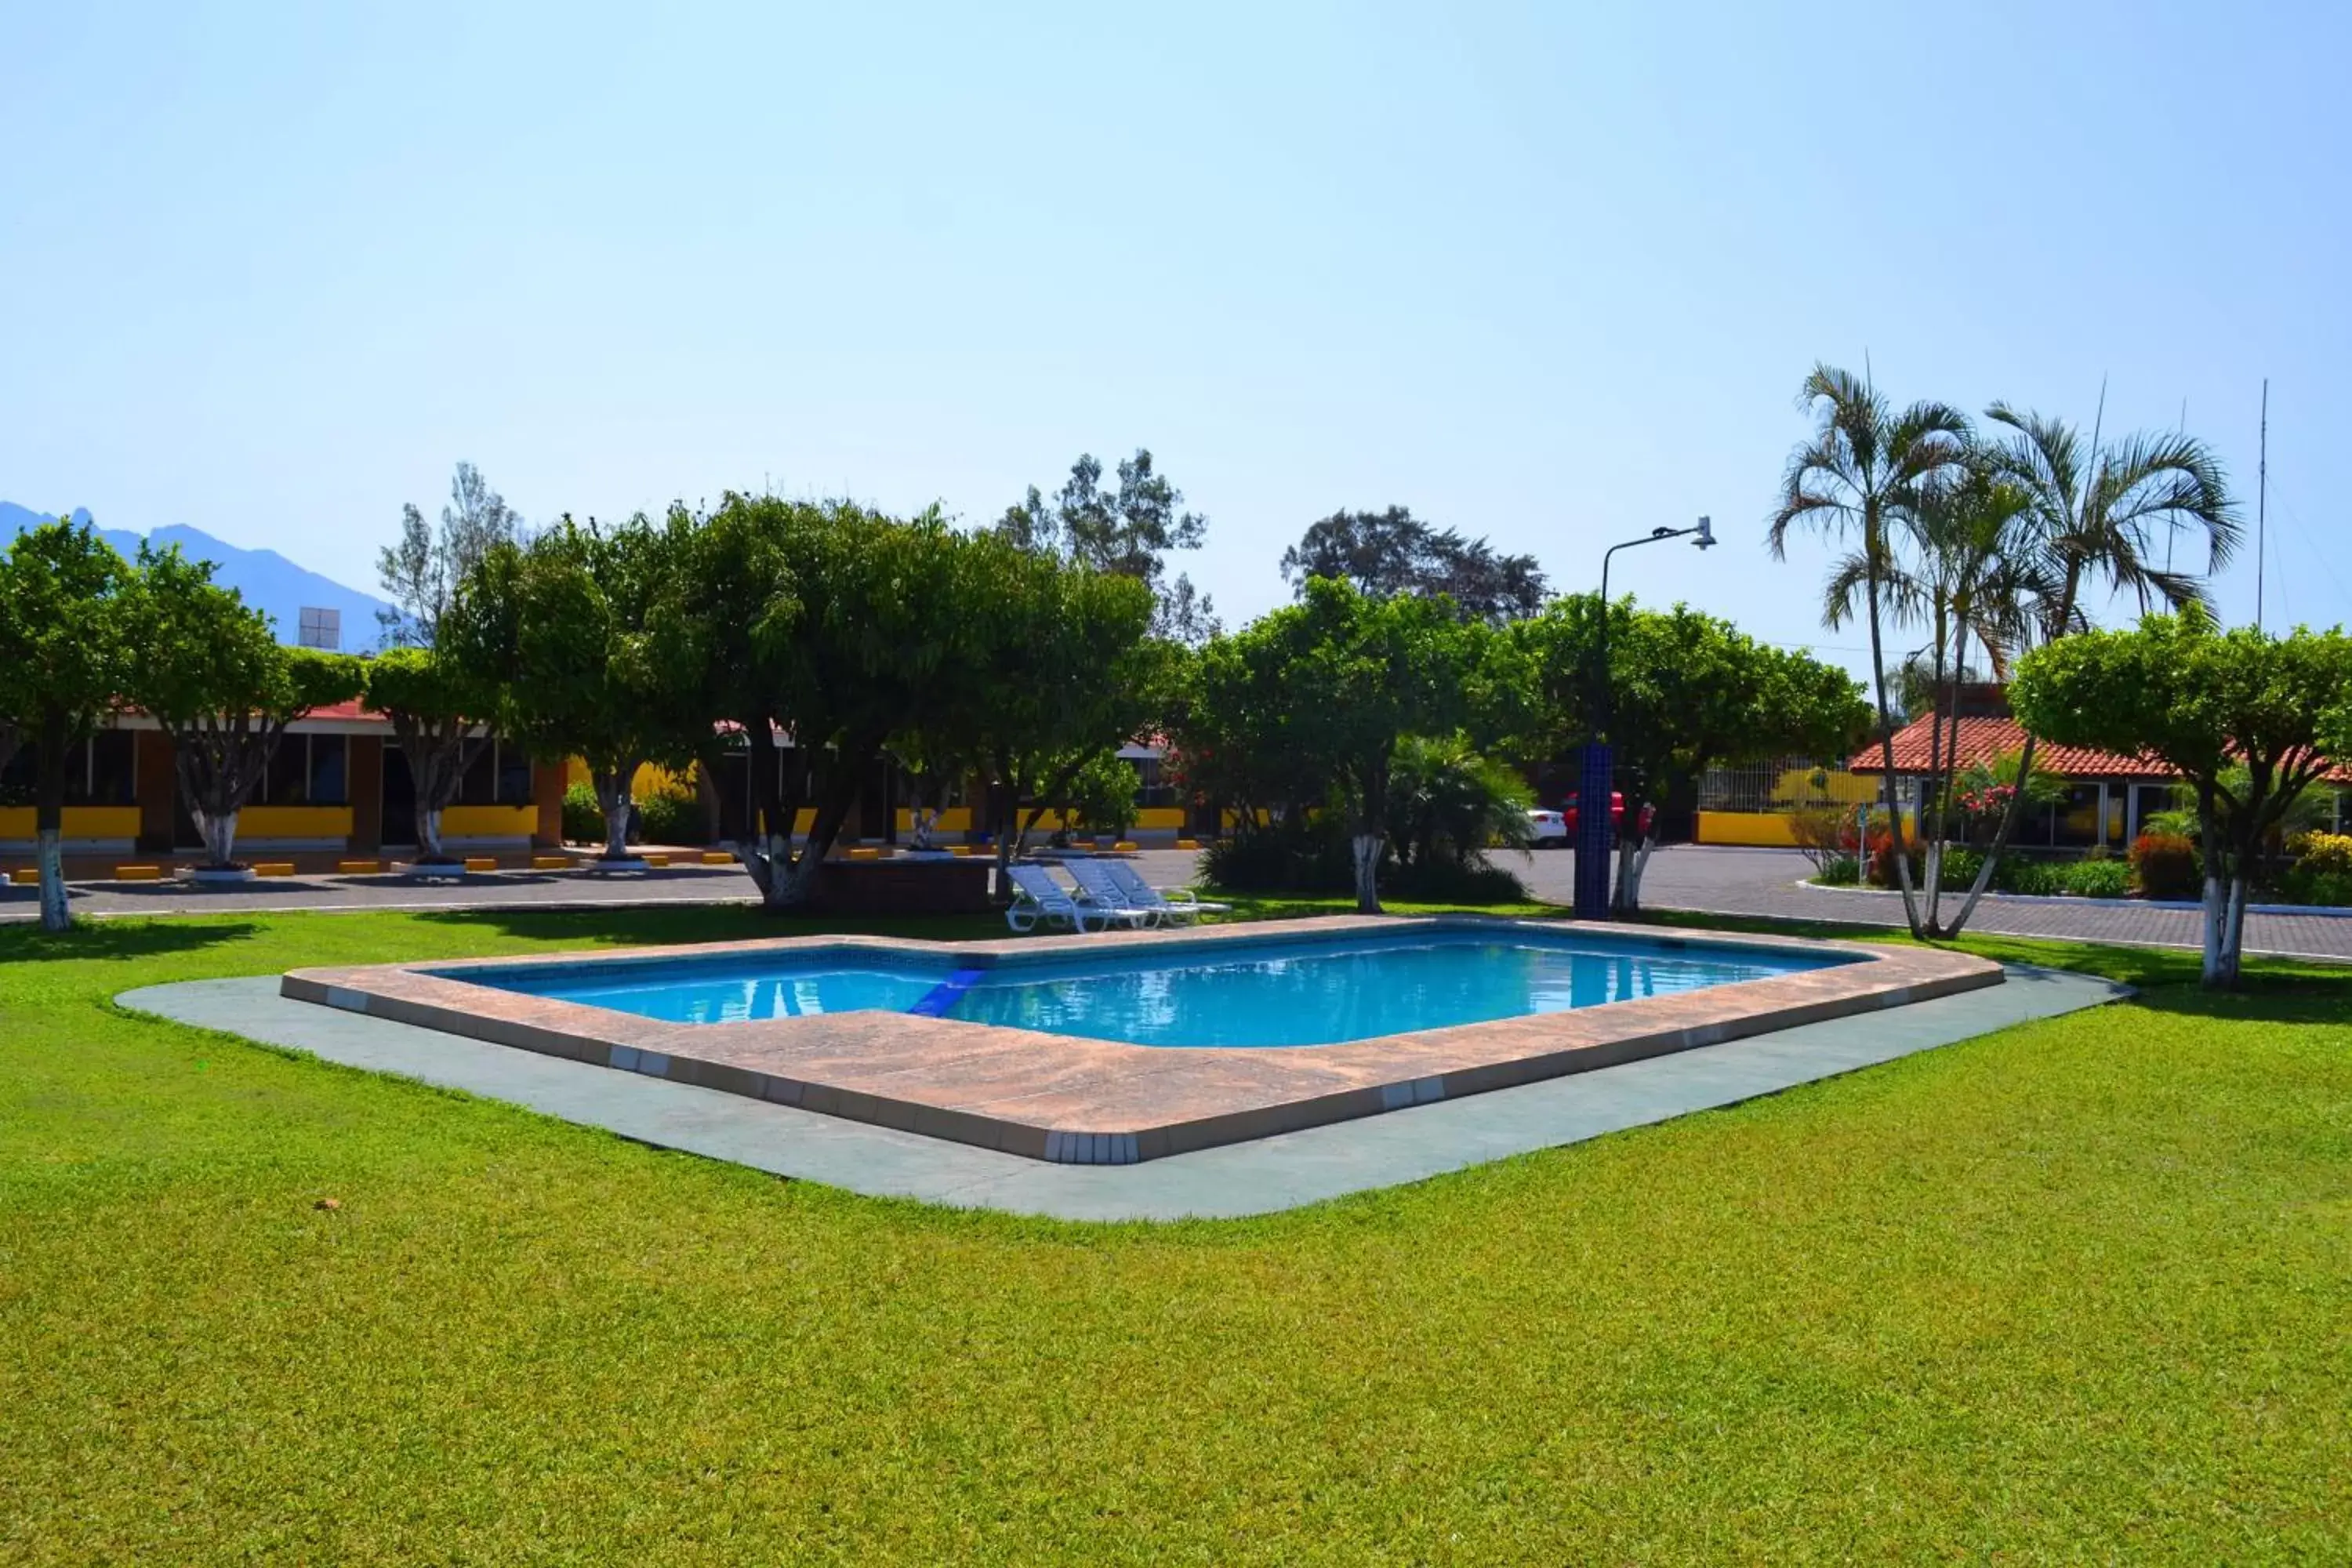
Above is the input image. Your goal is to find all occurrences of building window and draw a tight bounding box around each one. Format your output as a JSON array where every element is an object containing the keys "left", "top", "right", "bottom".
[
  {"left": 310, "top": 735, "right": 348, "bottom": 804},
  {"left": 267, "top": 735, "right": 312, "bottom": 804},
  {"left": 79, "top": 732, "right": 137, "bottom": 806},
  {"left": 496, "top": 744, "right": 534, "bottom": 806}
]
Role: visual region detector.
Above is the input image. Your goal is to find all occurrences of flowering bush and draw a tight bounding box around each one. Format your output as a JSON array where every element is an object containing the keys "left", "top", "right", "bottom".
[{"left": 2129, "top": 833, "right": 2201, "bottom": 901}]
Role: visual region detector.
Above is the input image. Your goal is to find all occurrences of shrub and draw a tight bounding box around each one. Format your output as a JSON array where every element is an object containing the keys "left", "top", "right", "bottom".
[
  {"left": 561, "top": 781, "right": 604, "bottom": 844},
  {"left": 2282, "top": 867, "right": 2352, "bottom": 908},
  {"left": 1814, "top": 854, "right": 1860, "bottom": 886},
  {"left": 2286, "top": 831, "right": 2352, "bottom": 877},
  {"left": 1203, "top": 818, "right": 1352, "bottom": 893},
  {"left": 1992, "top": 857, "right": 2061, "bottom": 896},
  {"left": 633, "top": 788, "right": 704, "bottom": 846},
  {"left": 2056, "top": 858, "right": 2130, "bottom": 898},
  {"left": 2130, "top": 833, "right": 2201, "bottom": 900},
  {"left": 1383, "top": 856, "right": 1529, "bottom": 905},
  {"left": 1790, "top": 804, "right": 1864, "bottom": 876}
]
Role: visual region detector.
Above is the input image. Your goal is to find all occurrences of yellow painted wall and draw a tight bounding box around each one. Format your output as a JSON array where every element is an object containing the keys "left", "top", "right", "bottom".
[
  {"left": 441, "top": 805, "right": 536, "bottom": 837},
  {"left": 239, "top": 806, "right": 355, "bottom": 838},
  {"left": 895, "top": 807, "right": 975, "bottom": 833},
  {"left": 1697, "top": 808, "right": 1915, "bottom": 847},
  {"left": 1135, "top": 808, "right": 1185, "bottom": 829},
  {"left": 1768, "top": 768, "right": 1881, "bottom": 807},
  {"left": 564, "top": 759, "right": 699, "bottom": 798},
  {"left": 0, "top": 806, "right": 143, "bottom": 840}
]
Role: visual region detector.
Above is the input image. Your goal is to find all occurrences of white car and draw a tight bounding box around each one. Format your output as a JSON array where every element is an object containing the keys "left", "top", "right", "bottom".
[{"left": 1526, "top": 808, "right": 1569, "bottom": 848}]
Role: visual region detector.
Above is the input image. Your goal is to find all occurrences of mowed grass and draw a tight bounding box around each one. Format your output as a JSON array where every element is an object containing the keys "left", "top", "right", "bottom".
[{"left": 2, "top": 905, "right": 2349, "bottom": 1563}]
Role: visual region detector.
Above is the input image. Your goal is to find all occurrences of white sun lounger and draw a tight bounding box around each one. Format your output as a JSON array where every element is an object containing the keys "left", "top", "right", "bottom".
[
  {"left": 1004, "top": 862, "right": 1150, "bottom": 935},
  {"left": 1099, "top": 859, "right": 1230, "bottom": 925},
  {"left": 1062, "top": 857, "right": 1165, "bottom": 929}
]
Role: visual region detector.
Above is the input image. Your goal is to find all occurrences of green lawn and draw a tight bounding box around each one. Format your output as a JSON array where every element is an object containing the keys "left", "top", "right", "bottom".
[{"left": 2, "top": 904, "right": 2348, "bottom": 1563}]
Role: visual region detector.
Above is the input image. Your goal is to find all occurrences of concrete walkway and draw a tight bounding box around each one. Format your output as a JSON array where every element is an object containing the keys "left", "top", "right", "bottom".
[{"left": 124, "top": 966, "right": 2125, "bottom": 1221}]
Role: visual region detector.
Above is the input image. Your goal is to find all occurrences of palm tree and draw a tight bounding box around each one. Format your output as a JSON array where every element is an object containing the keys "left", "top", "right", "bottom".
[
  {"left": 1941, "top": 402, "right": 2240, "bottom": 933},
  {"left": 1769, "top": 364, "right": 1971, "bottom": 935}
]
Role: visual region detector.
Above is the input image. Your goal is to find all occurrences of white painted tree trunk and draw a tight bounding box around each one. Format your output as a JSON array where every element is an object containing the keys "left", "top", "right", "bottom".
[
  {"left": 192, "top": 808, "right": 241, "bottom": 869},
  {"left": 909, "top": 808, "right": 939, "bottom": 851},
  {"left": 602, "top": 792, "right": 633, "bottom": 859},
  {"left": 2201, "top": 869, "right": 2227, "bottom": 986},
  {"left": 1350, "top": 832, "right": 1384, "bottom": 914},
  {"left": 2220, "top": 872, "right": 2249, "bottom": 988},
  {"left": 417, "top": 808, "right": 447, "bottom": 863},
  {"left": 36, "top": 827, "right": 67, "bottom": 931}
]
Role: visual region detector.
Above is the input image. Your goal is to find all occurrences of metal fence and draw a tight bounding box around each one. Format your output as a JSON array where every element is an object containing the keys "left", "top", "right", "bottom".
[{"left": 1697, "top": 757, "right": 1877, "bottom": 815}]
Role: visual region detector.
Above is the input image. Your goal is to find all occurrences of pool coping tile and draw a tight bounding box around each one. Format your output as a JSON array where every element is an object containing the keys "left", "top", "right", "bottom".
[{"left": 281, "top": 914, "right": 2001, "bottom": 1163}]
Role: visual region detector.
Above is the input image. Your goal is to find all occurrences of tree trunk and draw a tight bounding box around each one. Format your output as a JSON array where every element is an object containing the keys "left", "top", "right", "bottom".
[
  {"left": 592, "top": 763, "right": 640, "bottom": 859},
  {"left": 1946, "top": 734, "right": 2039, "bottom": 936},
  {"left": 1350, "top": 833, "right": 1383, "bottom": 913},
  {"left": 2196, "top": 800, "right": 2228, "bottom": 987},
  {"left": 1612, "top": 829, "right": 1656, "bottom": 913},
  {"left": 417, "top": 808, "right": 445, "bottom": 862},
  {"left": 193, "top": 808, "right": 241, "bottom": 869},
  {"left": 1862, "top": 561, "right": 1924, "bottom": 936},
  {"left": 34, "top": 716, "right": 70, "bottom": 932}
]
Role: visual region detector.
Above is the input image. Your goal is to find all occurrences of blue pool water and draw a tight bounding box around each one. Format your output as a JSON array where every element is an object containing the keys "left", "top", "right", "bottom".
[{"left": 453, "top": 928, "right": 1848, "bottom": 1047}]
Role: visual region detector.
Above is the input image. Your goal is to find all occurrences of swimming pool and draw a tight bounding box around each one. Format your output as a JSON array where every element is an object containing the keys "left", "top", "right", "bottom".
[
  {"left": 445, "top": 927, "right": 1853, "bottom": 1047},
  {"left": 288, "top": 916, "right": 2000, "bottom": 1165}
]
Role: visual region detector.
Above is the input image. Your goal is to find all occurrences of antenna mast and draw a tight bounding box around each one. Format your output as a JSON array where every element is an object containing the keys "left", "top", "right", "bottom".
[{"left": 2256, "top": 379, "right": 2269, "bottom": 630}]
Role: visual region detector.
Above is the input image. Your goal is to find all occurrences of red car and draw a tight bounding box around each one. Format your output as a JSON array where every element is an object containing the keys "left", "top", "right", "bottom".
[{"left": 1528, "top": 792, "right": 1650, "bottom": 848}]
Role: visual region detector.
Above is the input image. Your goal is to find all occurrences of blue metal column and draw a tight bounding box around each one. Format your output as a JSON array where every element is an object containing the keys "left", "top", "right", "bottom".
[{"left": 1572, "top": 741, "right": 1613, "bottom": 920}]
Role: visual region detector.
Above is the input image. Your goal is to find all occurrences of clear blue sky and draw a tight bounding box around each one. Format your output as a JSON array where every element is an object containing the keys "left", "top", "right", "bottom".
[{"left": 6, "top": 2, "right": 2346, "bottom": 671}]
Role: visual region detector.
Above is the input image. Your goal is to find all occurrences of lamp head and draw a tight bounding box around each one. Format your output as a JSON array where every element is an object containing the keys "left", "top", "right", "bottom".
[{"left": 1693, "top": 514, "right": 1715, "bottom": 550}]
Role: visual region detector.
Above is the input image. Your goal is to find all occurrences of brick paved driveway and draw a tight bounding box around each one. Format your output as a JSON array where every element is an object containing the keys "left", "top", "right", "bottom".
[
  {"left": 1513, "top": 844, "right": 2352, "bottom": 963},
  {"left": 9, "top": 843, "right": 2350, "bottom": 964}
]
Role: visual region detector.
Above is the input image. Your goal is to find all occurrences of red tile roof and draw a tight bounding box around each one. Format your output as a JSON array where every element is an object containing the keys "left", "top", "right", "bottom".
[
  {"left": 1853, "top": 714, "right": 2352, "bottom": 785},
  {"left": 1849, "top": 715, "right": 2179, "bottom": 780}
]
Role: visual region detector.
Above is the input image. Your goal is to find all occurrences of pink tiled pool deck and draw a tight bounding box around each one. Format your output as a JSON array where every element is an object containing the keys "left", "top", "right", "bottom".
[{"left": 281, "top": 916, "right": 2002, "bottom": 1164}]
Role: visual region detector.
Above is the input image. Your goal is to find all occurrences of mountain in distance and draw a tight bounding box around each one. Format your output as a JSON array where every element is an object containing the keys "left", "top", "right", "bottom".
[{"left": 0, "top": 502, "right": 399, "bottom": 650}]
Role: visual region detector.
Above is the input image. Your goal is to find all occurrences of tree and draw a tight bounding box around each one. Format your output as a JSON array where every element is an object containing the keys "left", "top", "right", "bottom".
[
  {"left": 0, "top": 520, "right": 138, "bottom": 929},
  {"left": 1769, "top": 364, "right": 1972, "bottom": 935},
  {"left": 1831, "top": 463, "right": 2039, "bottom": 934},
  {"left": 659, "top": 497, "right": 995, "bottom": 910},
  {"left": 364, "top": 646, "right": 497, "bottom": 864},
  {"left": 1520, "top": 595, "right": 1870, "bottom": 911},
  {"left": 1279, "top": 506, "right": 1548, "bottom": 622},
  {"left": 129, "top": 547, "right": 365, "bottom": 869},
  {"left": 377, "top": 462, "right": 524, "bottom": 648},
  {"left": 1944, "top": 401, "right": 2239, "bottom": 933},
  {"left": 2009, "top": 607, "right": 2352, "bottom": 987},
  {"left": 452, "top": 515, "right": 695, "bottom": 861},
  {"left": 1195, "top": 579, "right": 1472, "bottom": 912},
  {"left": 998, "top": 449, "right": 1219, "bottom": 643},
  {"left": 960, "top": 536, "right": 1160, "bottom": 884},
  {"left": 1384, "top": 733, "right": 1534, "bottom": 876}
]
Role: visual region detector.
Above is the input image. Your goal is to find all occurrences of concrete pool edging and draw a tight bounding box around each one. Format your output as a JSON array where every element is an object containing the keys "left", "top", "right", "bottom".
[
  {"left": 277, "top": 916, "right": 2004, "bottom": 1166},
  {"left": 121, "top": 964, "right": 2124, "bottom": 1221}
]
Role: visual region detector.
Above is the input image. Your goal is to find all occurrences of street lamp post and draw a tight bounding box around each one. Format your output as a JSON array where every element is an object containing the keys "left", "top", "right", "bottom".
[{"left": 1573, "top": 516, "right": 1715, "bottom": 921}]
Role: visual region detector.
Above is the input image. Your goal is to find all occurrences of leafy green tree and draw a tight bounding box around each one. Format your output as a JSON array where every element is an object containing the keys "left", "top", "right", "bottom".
[
  {"left": 998, "top": 449, "right": 1218, "bottom": 644},
  {"left": 1521, "top": 594, "right": 1869, "bottom": 911},
  {"left": 1769, "top": 364, "right": 1972, "bottom": 933},
  {"left": 960, "top": 537, "right": 1161, "bottom": 880},
  {"left": 0, "top": 520, "right": 138, "bottom": 928},
  {"left": 1194, "top": 578, "right": 1473, "bottom": 913},
  {"left": 364, "top": 646, "right": 498, "bottom": 864},
  {"left": 1280, "top": 506, "right": 1548, "bottom": 622},
  {"left": 1946, "top": 402, "right": 2239, "bottom": 931},
  {"left": 659, "top": 496, "right": 994, "bottom": 909},
  {"left": 451, "top": 515, "right": 695, "bottom": 860},
  {"left": 377, "top": 462, "right": 524, "bottom": 648},
  {"left": 1064, "top": 750, "right": 1143, "bottom": 844},
  {"left": 130, "top": 547, "right": 365, "bottom": 869},
  {"left": 2009, "top": 606, "right": 2352, "bottom": 986}
]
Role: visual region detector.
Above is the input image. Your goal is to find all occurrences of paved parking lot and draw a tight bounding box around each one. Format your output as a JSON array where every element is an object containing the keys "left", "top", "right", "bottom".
[{"left": 9, "top": 842, "right": 2350, "bottom": 964}]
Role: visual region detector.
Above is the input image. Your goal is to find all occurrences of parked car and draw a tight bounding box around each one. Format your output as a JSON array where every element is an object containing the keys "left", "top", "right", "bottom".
[{"left": 1528, "top": 792, "right": 1647, "bottom": 848}]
